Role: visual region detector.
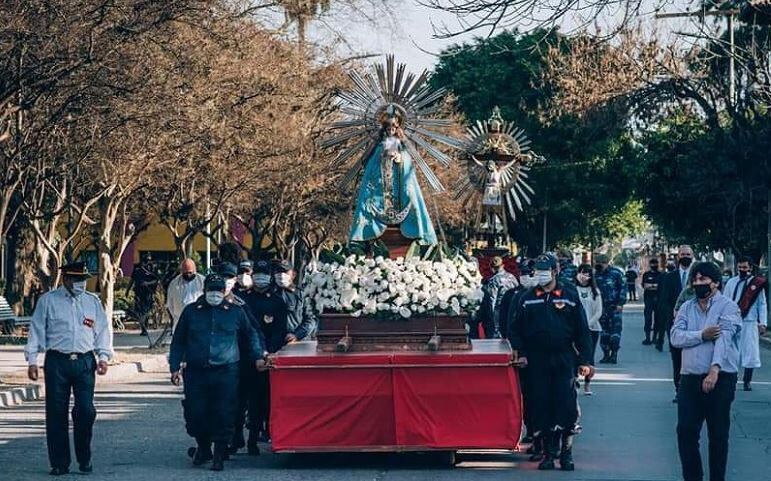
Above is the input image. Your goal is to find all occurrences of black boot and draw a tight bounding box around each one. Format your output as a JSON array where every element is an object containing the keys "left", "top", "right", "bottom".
[
  {"left": 743, "top": 368, "right": 754, "bottom": 391},
  {"left": 247, "top": 431, "right": 261, "bottom": 456},
  {"left": 191, "top": 439, "right": 213, "bottom": 466},
  {"left": 228, "top": 428, "right": 245, "bottom": 454},
  {"left": 527, "top": 435, "right": 544, "bottom": 461},
  {"left": 559, "top": 432, "right": 575, "bottom": 471},
  {"left": 211, "top": 443, "right": 226, "bottom": 471},
  {"left": 642, "top": 332, "right": 652, "bottom": 345},
  {"left": 537, "top": 432, "right": 558, "bottom": 470},
  {"left": 609, "top": 351, "right": 618, "bottom": 364},
  {"left": 599, "top": 351, "right": 611, "bottom": 364}
]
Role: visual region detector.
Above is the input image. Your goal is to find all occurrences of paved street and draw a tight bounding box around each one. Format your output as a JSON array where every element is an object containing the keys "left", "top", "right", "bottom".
[{"left": 1, "top": 305, "right": 770, "bottom": 481}]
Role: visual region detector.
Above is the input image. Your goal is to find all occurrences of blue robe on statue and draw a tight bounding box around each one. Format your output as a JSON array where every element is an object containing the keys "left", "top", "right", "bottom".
[{"left": 349, "top": 140, "right": 438, "bottom": 245}]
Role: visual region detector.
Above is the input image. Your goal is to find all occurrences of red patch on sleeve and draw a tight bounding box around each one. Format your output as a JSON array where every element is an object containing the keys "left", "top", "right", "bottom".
[{"left": 83, "top": 318, "right": 94, "bottom": 328}]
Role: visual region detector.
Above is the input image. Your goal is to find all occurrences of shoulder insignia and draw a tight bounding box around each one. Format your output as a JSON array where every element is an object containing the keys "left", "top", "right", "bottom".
[{"left": 554, "top": 300, "right": 566, "bottom": 310}]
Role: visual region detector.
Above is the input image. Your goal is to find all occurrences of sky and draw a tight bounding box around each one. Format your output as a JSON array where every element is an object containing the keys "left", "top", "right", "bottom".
[{"left": 312, "top": 0, "right": 714, "bottom": 72}]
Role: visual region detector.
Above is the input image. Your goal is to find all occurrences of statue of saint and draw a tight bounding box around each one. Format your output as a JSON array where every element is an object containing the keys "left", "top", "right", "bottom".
[{"left": 349, "top": 107, "right": 438, "bottom": 245}]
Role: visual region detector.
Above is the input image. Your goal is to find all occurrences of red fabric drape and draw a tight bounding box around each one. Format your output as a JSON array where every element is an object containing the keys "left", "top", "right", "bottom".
[{"left": 270, "top": 349, "right": 521, "bottom": 452}]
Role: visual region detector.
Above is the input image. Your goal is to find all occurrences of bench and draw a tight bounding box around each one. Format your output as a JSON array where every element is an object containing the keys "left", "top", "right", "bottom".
[{"left": 0, "top": 296, "right": 17, "bottom": 335}]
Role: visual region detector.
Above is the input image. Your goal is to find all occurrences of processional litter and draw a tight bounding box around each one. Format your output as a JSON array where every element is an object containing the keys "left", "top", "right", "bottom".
[{"left": 267, "top": 56, "right": 534, "bottom": 455}]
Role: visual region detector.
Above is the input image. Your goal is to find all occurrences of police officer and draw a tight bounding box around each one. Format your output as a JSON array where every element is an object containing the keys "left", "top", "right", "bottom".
[
  {"left": 556, "top": 248, "right": 578, "bottom": 291},
  {"left": 169, "top": 274, "right": 266, "bottom": 471},
  {"left": 510, "top": 254, "right": 592, "bottom": 471},
  {"left": 481, "top": 256, "right": 519, "bottom": 338},
  {"left": 273, "top": 259, "right": 316, "bottom": 344},
  {"left": 233, "top": 260, "right": 254, "bottom": 298},
  {"left": 641, "top": 257, "right": 662, "bottom": 346},
  {"left": 25, "top": 262, "right": 113, "bottom": 476},
  {"left": 594, "top": 254, "right": 627, "bottom": 364},
  {"left": 503, "top": 259, "right": 539, "bottom": 449},
  {"left": 126, "top": 253, "right": 159, "bottom": 336},
  {"left": 215, "top": 261, "right": 266, "bottom": 454},
  {"left": 243, "top": 260, "right": 287, "bottom": 446}
]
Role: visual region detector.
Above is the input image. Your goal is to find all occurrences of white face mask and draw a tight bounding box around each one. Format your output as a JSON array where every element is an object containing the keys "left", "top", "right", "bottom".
[
  {"left": 237, "top": 273, "right": 253, "bottom": 288},
  {"left": 224, "top": 278, "right": 236, "bottom": 295},
  {"left": 534, "top": 270, "right": 553, "bottom": 287},
  {"left": 520, "top": 275, "right": 538, "bottom": 289},
  {"left": 205, "top": 291, "right": 225, "bottom": 306},
  {"left": 70, "top": 280, "right": 87, "bottom": 296},
  {"left": 253, "top": 273, "right": 271, "bottom": 289},
  {"left": 275, "top": 273, "right": 292, "bottom": 288}
]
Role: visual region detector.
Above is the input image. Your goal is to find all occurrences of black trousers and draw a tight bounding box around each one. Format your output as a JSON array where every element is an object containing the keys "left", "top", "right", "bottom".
[
  {"left": 677, "top": 372, "right": 737, "bottom": 481},
  {"left": 671, "top": 347, "right": 682, "bottom": 391},
  {"left": 44, "top": 351, "right": 97, "bottom": 469},
  {"left": 182, "top": 363, "right": 239, "bottom": 444},
  {"left": 524, "top": 353, "right": 579, "bottom": 435},
  {"left": 627, "top": 284, "right": 637, "bottom": 301},
  {"left": 643, "top": 296, "right": 657, "bottom": 337},
  {"left": 248, "top": 371, "right": 270, "bottom": 436}
]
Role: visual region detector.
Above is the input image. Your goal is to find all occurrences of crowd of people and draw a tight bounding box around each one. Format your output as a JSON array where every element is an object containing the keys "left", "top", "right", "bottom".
[
  {"left": 477, "top": 245, "right": 767, "bottom": 480},
  {"left": 23, "top": 256, "right": 317, "bottom": 474},
  {"left": 20, "top": 244, "right": 768, "bottom": 479}
]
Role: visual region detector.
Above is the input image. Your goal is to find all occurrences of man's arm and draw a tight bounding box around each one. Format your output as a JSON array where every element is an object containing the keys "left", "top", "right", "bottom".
[
  {"left": 616, "top": 271, "right": 627, "bottom": 307},
  {"left": 168, "top": 312, "right": 189, "bottom": 372},
  {"left": 240, "top": 311, "right": 266, "bottom": 363},
  {"left": 711, "top": 302, "right": 742, "bottom": 369},
  {"left": 24, "top": 295, "right": 47, "bottom": 366},
  {"left": 757, "top": 289, "right": 768, "bottom": 328},
  {"left": 292, "top": 295, "right": 316, "bottom": 340},
  {"left": 509, "top": 299, "right": 527, "bottom": 359},
  {"left": 670, "top": 304, "right": 704, "bottom": 348},
  {"left": 93, "top": 297, "right": 114, "bottom": 363}
]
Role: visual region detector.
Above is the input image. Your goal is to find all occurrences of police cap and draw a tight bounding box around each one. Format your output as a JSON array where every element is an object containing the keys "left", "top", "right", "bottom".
[
  {"left": 534, "top": 254, "right": 557, "bottom": 270},
  {"left": 218, "top": 262, "right": 237, "bottom": 278},
  {"left": 204, "top": 274, "right": 226, "bottom": 292},
  {"left": 253, "top": 260, "right": 271, "bottom": 274}
]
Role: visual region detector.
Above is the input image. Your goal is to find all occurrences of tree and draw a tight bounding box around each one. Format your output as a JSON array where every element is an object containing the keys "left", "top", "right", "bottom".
[{"left": 431, "top": 29, "right": 641, "bottom": 253}]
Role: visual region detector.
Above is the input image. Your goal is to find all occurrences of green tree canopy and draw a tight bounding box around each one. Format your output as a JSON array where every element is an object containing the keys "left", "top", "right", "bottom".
[{"left": 432, "top": 30, "right": 644, "bottom": 253}]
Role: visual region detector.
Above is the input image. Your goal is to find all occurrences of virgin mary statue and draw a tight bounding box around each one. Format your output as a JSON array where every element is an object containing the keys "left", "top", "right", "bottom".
[
  {"left": 349, "top": 109, "right": 437, "bottom": 245},
  {"left": 321, "top": 55, "right": 464, "bottom": 248}
]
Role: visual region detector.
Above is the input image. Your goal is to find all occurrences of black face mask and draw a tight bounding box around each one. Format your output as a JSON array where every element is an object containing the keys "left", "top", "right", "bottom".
[
  {"left": 182, "top": 273, "right": 196, "bottom": 282},
  {"left": 739, "top": 271, "right": 750, "bottom": 279},
  {"left": 678, "top": 257, "right": 692, "bottom": 268},
  {"left": 650, "top": 264, "right": 659, "bottom": 271},
  {"left": 693, "top": 283, "right": 712, "bottom": 299}
]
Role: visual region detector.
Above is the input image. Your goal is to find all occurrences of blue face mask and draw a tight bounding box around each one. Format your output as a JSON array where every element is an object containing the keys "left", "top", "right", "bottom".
[{"left": 205, "top": 291, "right": 225, "bottom": 306}]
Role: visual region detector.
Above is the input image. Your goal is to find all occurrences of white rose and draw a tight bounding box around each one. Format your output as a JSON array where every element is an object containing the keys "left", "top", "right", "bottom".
[{"left": 399, "top": 307, "right": 412, "bottom": 318}]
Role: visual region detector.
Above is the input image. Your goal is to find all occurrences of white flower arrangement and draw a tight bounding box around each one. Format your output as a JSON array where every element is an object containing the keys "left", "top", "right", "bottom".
[{"left": 303, "top": 255, "right": 484, "bottom": 319}]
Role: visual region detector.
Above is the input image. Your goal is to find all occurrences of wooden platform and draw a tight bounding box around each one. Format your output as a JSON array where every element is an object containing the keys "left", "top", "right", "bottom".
[{"left": 316, "top": 313, "right": 471, "bottom": 352}]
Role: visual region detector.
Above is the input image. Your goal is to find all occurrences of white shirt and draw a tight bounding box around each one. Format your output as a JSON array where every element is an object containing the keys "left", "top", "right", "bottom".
[
  {"left": 25, "top": 286, "right": 114, "bottom": 366},
  {"left": 166, "top": 273, "right": 205, "bottom": 328},
  {"left": 577, "top": 285, "right": 603, "bottom": 332},
  {"left": 723, "top": 275, "right": 768, "bottom": 325}
]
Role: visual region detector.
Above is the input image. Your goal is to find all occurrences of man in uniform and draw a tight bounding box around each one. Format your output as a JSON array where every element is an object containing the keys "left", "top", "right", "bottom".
[
  {"left": 243, "top": 260, "right": 287, "bottom": 445},
  {"left": 723, "top": 256, "right": 767, "bottom": 391},
  {"left": 510, "top": 254, "right": 592, "bottom": 471},
  {"left": 557, "top": 248, "right": 578, "bottom": 291},
  {"left": 25, "top": 262, "right": 113, "bottom": 475},
  {"left": 594, "top": 254, "right": 627, "bottom": 364},
  {"left": 481, "top": 256, "right": 519, "bottom": 338},
  {"left": 233, "top": 260, "right": 254, "bottom": 298},
  {"left": 273, "top": 259, "right": 316, "bottom": 344},
  {"left": 126, "top": 253, "right": 159, "bottom": 336},
  {"left": 641, "top": 257, "right": 662, "bottom": 345},
  {"left": 169, "top": 274, "right": 266, "bottom": 471}
]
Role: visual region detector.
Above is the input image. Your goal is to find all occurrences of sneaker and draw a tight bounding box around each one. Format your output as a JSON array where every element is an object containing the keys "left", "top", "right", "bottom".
[
  {"left": 559, "top": 451, "right": 575, "bottom": 471},
  {"left": 642, "top": 339, "right": 652, "bottom": 345},
  {"left": 537, "top": 457, "right": 556, "bottom": 470},
  {"left": 744, "top": 383, "right": 752, "bottom": 392},
  {"left": 609, "top": 352, "right": 618, "bottom": 364}
]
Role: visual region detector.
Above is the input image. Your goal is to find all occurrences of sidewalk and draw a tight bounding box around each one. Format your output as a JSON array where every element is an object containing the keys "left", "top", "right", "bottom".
[{"left": 0, "top": 331, "right": 169, "bottom": 408}]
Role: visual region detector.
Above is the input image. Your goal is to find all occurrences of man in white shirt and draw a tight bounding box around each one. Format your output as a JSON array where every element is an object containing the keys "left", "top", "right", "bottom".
[
  {"left": 722, "top": 255, "right": 768, "bottom": 391},
  {"left": 25, "top": 262, "right": 114, "bottom": 475},
  {"left": 166, "top": 258, "right": 205, "bottom": 331}
]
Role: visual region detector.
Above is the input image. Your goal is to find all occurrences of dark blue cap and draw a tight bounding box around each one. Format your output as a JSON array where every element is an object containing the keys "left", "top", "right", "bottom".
[
  {"left": 218, "top": 262, "right": 237, "bottom": 278},
  {"left": 254, "top": 260, "right": 271, "bottom": 274},
  {"left": 204, "top": 274, "right": 225, "bottom": 292},
  {"left": 534, "top": 254, "right": 557, "bottom": 270},
  {"left": 238, "top": 260, "right": 253, "bottom": 273}
]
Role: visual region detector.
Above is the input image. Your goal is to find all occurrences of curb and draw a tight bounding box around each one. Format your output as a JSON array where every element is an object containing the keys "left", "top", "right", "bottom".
[
  {"left": 99, "top": 354, "right": 168, "bottom": 383},
  {"left": 0, "top": 354, "right": 168, "bottom": 408},
  {"left": 0, "top": 383, "right": 43, "bottom": 408}
]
